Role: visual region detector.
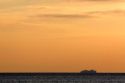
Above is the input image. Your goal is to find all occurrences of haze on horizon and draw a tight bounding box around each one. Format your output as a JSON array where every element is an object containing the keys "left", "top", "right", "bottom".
[{"left": 1, "top": 0, "right": 125, "bottom": 72}]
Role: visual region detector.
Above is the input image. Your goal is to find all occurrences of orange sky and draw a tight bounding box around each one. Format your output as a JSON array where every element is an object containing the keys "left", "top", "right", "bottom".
[{"left": 1, "top": 0, "right": 125, "bottom": 72}]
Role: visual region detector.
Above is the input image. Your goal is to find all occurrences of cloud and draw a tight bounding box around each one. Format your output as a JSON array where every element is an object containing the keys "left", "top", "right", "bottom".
[
  {"left": 87, "top": 9, "right": 125, "bottom": 15},
  {"left": 29, "top": 9, "right": 125, "bottom": 20},
  {"left": 34, "top": 14, "right": 93, "bottom": 19}
]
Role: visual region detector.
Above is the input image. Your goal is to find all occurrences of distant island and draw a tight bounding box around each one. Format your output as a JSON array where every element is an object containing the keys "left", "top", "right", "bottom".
[{"left": 80, "top": 70, "right": 97, "bottom": 74}]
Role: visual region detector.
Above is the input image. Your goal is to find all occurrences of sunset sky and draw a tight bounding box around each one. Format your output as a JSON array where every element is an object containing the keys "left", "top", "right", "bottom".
[{"left": 1, "top": 0, "right": 125, "bottom": 72}]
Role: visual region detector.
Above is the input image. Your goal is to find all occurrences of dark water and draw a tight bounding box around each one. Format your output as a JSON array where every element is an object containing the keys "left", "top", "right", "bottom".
[{"left": 0, "top": 73, "right": 125, "bottom": 83}]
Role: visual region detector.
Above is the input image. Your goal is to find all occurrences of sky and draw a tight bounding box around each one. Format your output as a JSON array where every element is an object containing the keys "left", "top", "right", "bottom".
[{"left": 1, "top": 0, "right": 125, "bottom": 72}]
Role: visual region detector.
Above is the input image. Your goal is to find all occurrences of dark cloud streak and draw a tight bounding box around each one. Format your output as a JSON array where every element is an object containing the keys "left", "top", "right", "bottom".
[
  {"left": 35, "top": 14, "right": 93, "bottom": 18},
  {"left": 30, "top": 9, "right": 125, "bottom": 20}
]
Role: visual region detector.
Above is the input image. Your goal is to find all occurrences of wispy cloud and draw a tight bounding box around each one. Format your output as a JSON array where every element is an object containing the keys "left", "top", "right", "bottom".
[
  {"left": 29, "top": 9, "right": 125, "bottom": 20},
  {"left": 33, "top": 14, "right": 93, "bottom": 19},
  {"left": 87, "top": 9, "right": 125, "bottom": 15}
]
